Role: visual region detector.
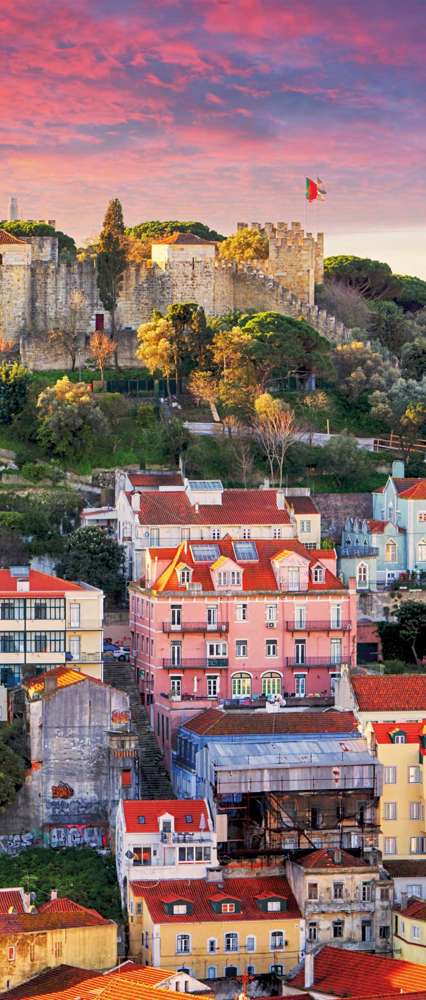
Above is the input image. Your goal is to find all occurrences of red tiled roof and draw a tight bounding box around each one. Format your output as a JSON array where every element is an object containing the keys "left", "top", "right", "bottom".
[
  {"left": 23, "top": 665, "right": 106, "bottom": 694},
  {"left": 39, "top": 896, "right": 106, "bottom": 918},
  {"left": 0, "top": 888, "right": 24, "bottom": 913},
  {"left": 2, "top": 965, "right": 96, "bottom": 999},
  {"left": 146, "top": 537, "right": 345, "bottom": 594},
  {"left": 352, "top": 675, "right": 426, "bottom": 712},
  {"left": 0, "top": 908, "right": 112, "bottom": 932},
  {"left": 129, "top": 472, "right": 183, "bottom": 488},
  {"left": 130, "top": 875, "right": 300, "bottom": 922},
  {"left": 296, "top": 848, "right": 369, "bottom": 869},
  {"left": 286, "top": 496, "right": 320, "bottom": 515},
  {"left": 367, "top": 519, "right": 405, "bottom": 534},
  {"left": 152, "top": 231, "right": 215, "bottom": 245},
  {"left": 122, "top": 799, "right": 209, "bottom": 834},
  {"left": 0, "top": 229, "right": 28, "bottom": 245},
  {"left": 383, "top": 860, "right": 426, "bottom": 877},
  {"left": 393, "top": 477, "right": 426, "bottom": 497},
  {"left": 128, "top": 488, "right": 292, "bottom": 527},
  {"left": 183, "top": 708, "right": 358, "bottom": 737},
  {"left": 291, "top": 945, "right": 426, "bottom": 995},
  {"left": 372, "top": 721, "right": 426, "bottom": 744},
  {"left": 0, "top": 568, "right": 82, "bottom": 596},
  {"left": 398, "top": 481, "right": 426, "bottom": 500},
  {"left": 400, "top": 898, "right": 426, "bottom": 921}
]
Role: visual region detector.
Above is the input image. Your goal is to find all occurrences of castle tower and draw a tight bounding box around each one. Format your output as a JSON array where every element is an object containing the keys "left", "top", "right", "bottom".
[
  {"left": 236, "top": 221, "right": 324, "bottom": 305},
  {"left": 9, "top": 197, "right": 19, "bottom": 222}
]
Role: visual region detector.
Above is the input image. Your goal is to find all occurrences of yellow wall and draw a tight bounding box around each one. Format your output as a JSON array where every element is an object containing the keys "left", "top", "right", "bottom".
[
  {"left": 394, "top": 910, "right": 426, "bottom": 964},
  {"left": 376, "top": 741, "right": 424, "bottom": 860},
  {"left": 0, "top": 923, "right": 117, "bottom": 991},
  {"left": 128, "top": 891, "right": 301, "bottom": 978}
]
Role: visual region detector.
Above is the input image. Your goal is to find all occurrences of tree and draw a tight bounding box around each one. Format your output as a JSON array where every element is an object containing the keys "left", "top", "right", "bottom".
[
  {"left": 58, "top": 526, "right": 125, "bottom": 604},
  {"left": 393, "top": 274, "right": 426, "bottom": 313},
  {"left": 127, "top": 220, "right": 224, "bottom": 243},
  {"left": 324, "top": 256, "right": 398, "bottom": 300},
  {"left": 254, "top": 393, "right": 299, "bottom": 487},
  {"left": 0, "top": 220, "right": 76, "bottom": 259},
  {"left": 369, "top": 378, "right": 426, "bottom": 460},
  {"left": 89, "top": 332, "right": 117, "bottom": 381},
  {"left": 96, "top": 198, "right": 126, "bottom": 361},
  {"left": 315, "top": 281, "right": 371, "bottom": 330},
  {"left": 187, "top": 370, "right": 219, "bottom": 407},
  {"left": 239, "top": 311, "right": 332, "bottom": 387},
  {"left": 48, "top": 289, "right": 88, "bottom": 371},
  {"left": 223, "top": 419, "right": 255, "bottom": 486},
  {"left": 0, "top": 526, "right": 29, "bottom": 566},
  {"left": 218, "top": 227, "right": 268, "bottom": 263},
  {"left": 395, "top": 601, "right": 426, "bottom": 664},
  {"left": 136, "top": 316, "right": 175, "bottom": 397},
  {"left": 0, "top": 848, "right": 121, "bottom": 919},
  {"left": 36, "top": 377, "right": 107, "bottom": 457},
  {"left": 0, "top": 362, "right": 30, "bottom": 424},
  {"left": 0, "top": 734, "right": 26, "bottom": 811},
  {"left": 321, "top": 433, "right": 370, "bottom": 488},
  {"left": 401, "top": 338, "right": 426, "bottom": 380},
  {"left": 161, "top": 419, "right": 191, "bottom": 468},
  {"left": 368, "top": 300, "right": 412, "bottom": 356},
  {"left": 333, "top": 341, "right": 398, "bottom": 402}
]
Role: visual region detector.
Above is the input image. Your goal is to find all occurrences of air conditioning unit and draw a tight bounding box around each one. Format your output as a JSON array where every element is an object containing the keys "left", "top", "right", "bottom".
[{"left": 266, "top": 621, "right": 276, "bottom": 629}]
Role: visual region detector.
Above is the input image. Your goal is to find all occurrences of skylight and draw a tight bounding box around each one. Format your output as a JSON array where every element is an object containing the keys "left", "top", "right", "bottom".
[
  {"left": 188, "top": 480, "right": 223, "bottom": 491},
  {"left": 233, "top": 541, "right": 258, "bottom": 561},
  {"left": 190, "top": 544, "right": 220, "bottom": 562}
]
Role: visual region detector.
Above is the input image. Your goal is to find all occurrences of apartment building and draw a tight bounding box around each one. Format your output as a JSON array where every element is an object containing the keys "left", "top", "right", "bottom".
[
  {"left": 0, "top": 566, "right": 104, "bottom": 688},
  {"left": 129, "top": 537, "right": 356, "bottom": 766},
  {"left": 370, "top": 721, "right": 426, "bottom": 862},
  {"left": 115, "top": 799, "right": 218, "bottom": 903},
  {"left": 335, "top": 671, "right": 426, "bottom": 730},
  {"left": 128, "top": 874, "right": 303, "bottom": 979},
  {"left": 394, "top": 897, "right": 426, "bottom": 964}
]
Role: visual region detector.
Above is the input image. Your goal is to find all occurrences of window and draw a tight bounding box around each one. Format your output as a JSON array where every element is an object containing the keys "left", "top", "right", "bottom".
[
  {"left": 288, "top": 567, "right": 300, "bottom": 591},
  {"left": 361, "top": 883, "right": 372, "bottom": 902},
  {"left": 412, "top": 925, "right": 422, "bottom": 940},
  {"left": 270, "top": 930, "right": 284, "bottom": 950},
  {"left": 171, "top": 642, "right": 182, "bottom": 666},
  {"left": 208, "top": 939, "right": 217, "bottom": 953},
  {"left": 295, "top": 674, "right": 306, "bottom": 697},
  {"left": 236, "top": 640, "right": 248, "bottom": 658},
  {"left": 222, "top": 902, "right": 236, "bottom": 914},
  {"left": 207, "top": 675, "right": 219, "bottom": 698},
  {"left": 179, "top": 568, "right": 191, "bottom": 584},
  {"left": 27, "top": 631, "right": 64, "bottom": 653},
  {"left": 69, "top": 603, "right": 80, "bottom": 627},
  {"left": 331, "top": 638, "right": 342, "bottom": 664},
  {"left": 379, "top": 925, "right": 390, "bottom": 940},
  {"left": 133, "top": 846, "right": 151, "bottom": 866},
  {"left": 313, "top": 566, "right": 324, "bottom": 583},
  {"left": 407, "top": 885, "right": 423, "bottom": 898},
  {"left": 242, "top": 527, "right": 251, "bottom": 540},
  {"left": 357, "top": 562, "right": 368, "bottom": 587},
  {"left": 307, "top": 922, "right": 317, "bottom": 942},
  {"left": 394, "top": 732, "right": 406, "bottom": 744},
  {"left": 384, "top": 801, "right": 397, "bottom": 820},
  {"left": 333, "top": 882, "right": 344, "bottom": 900},
  {"left": 207, "top": 606, "right": 217, "bottom": 628},
  {"left": 208, "top": 641, "right": 227, "bottom": 661},
  {"left": 262, "top": 672, "right": 282, "bottom": 697},
  {"left": 0, "top": 599, "right": 24, "bottom": 620},
  {"left": 225, "top": 967, "right": 238, "bottom": 978},
  {"left": 232, "top": 673, "right": 251, "bottom": 698},
  {"left": 332, "top": 920, "right": 344, "bottom": 939},
  {"left": 418, "top": 540, "right": 426, "bottom": 562},
  {"left": 410, "top": 802, "right": 424, "bottom": 820},
  {"left": 384, "top": 766, "right": 397, "bottom": 784},
  {"left": 178, "top": 845, "right": 211, "bottom": 862},
  {"left": 28, "top": 598, "right": 65, "bottom": 620},
  {"left": 411, "top": 837, "right": 426, "bottom": 855},
  {"left": 380, "top": 886, "right": 390, "bottom": 902},
  {"left": 207, "top": 967, "right": 217, "bottom": 979},
  {"left": 273, "top": 528, "right": 281, "bottom": 539},
  {"left": 176, "top": 934, "right": 191, "bottom": 954},
  {"left": 225, "top": 932, "right": 238, "bottom": 952},
  {"left": 331, "top": 605, "right": 342, "bottom": 627},
  {"left": 266, "top": 604, "right": 277, "bottom": 624},
  {"left": 218, "top": 570, "right": 241, "bottom": 587},
  {"left": 170, "top": 676, "right": 182, "bottom": 699},
  {"left": 267, "top": 900, "right": 281, "bottom": 912},
  {"left": 385, "top": 539, "right": 397, "bottom": 562},
  {"left": 409, "top": 766, "right": 422, "bottom": 783},
  {"left": 173, "top": 904, "right": 188, "bottom": 915},
  {"left": 211, "top": 528, "right": 221, "bottom": 539},
  {"left": 308, "top": 883, "right": 318, "bottom": 900},
  {"left": 246, "top": 935, "right": 256, "bottom": 952},
  {"left": 384, "top": 838, "right": 397, "bottom": 855},
  {"left": 270, "top": 964, "right": 284, "bottom": 976},
  {"left": 236, "top": 603, "right": 248, "bottom": 622},
  {"left": 300, "top": 519, "right": 311, "bottom": 533},
  {"left": 0, "top": 631, "right": 24, "bottom": 653},
  {"left": 295, "top": 606, "right": 306, "bottom": 628},
  {"left": 171, "top": 605, "right": 182, "bottom": 629},
  {"left": 419, "top": 512, "right": 426, "bottom": 522},
  {"left": 266, "top": 639, "right": 277, "bottom": 657},
  {"left": 7, "top": 946, "right": 15, "bottom": 962},
  {"left": 361, "top": 920, "right": 372, "bottom": 943}
]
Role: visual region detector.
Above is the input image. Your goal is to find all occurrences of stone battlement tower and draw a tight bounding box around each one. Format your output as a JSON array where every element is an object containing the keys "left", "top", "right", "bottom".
[{"left": 237, "top": 220, "right": 324, "bottom": 305}]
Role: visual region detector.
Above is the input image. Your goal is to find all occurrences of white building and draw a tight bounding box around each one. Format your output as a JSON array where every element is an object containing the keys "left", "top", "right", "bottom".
[{"left": 115, "top": 799, "right": 218, "bottom": 903}]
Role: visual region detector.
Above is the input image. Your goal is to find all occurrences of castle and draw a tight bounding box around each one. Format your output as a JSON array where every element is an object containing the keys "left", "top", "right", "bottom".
[{"left": 0, "top": 222, "right": 349, "bottom": 370}]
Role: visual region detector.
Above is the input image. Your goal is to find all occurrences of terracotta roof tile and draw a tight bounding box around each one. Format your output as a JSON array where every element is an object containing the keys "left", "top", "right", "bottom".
[
  {"left": 352, "top": 675, "right": 426, "bottom": 712},
  {"left": 131, "top": 488, "right": 292, "bottom": 527},
  {"left": 400, "top": 898, "right": 426, "bottom": 920},
  {"left": 0, "top": 888, "right": 25, "bottom": 913},
  {"left": 152, "top": 231, "right": 215, "bottom": 245},
  {"left": 0, "top": 229, "right": 28, "bottom": 245},
  {"left": 0, "top": 908, "right": 112, "bottom": 932},
  {"left": 0, "top": 568, "right": 82, "bottom": 596},
  {"left": 39, "top": 897, "right": 107, "bottom": 918},
  {"left": 383, "top": 860, "right": 426, "bottom": 877},
  {"left": 122, "top": 799, "right": 209, "bottom": 834},
  {"left": 291, "top": 944, "right": 426, "bottom": 995},
  {"left": 183, "top": 708, "right": 358, "bottom": 737},
  {"left": 129, "top": 472, "right": 183, "bottom": 488},
  {"left": 3, "top": 965, "right": 95, "bottom": 999},
  {"left": 296, "top": 848, "right": 369, "bottom": 869},
  {"left": 286, "top": 497, "right": 320, "bottom": 515},
  {"left": 23, "top": 665, "right": 106, "bottom": 694},
  {"left": 394, "top": 478, "right": 426, "bottom": 497},
  {"left": 372, "top": 721, "right": 426, "bottom": 744},
  {"left": 130, "top": 875, "right": 300, "bottom": 922}
]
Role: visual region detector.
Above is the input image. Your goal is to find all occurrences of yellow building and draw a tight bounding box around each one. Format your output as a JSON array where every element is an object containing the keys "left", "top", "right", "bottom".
[
  {"left": 0, "top": 566, "right": 104, "bottom": 688},
  {"left": 0, "top": 894, "right": 116, "bottom": 992},
  {"left": 128, "top": 875, "right": 303, "bottom": 980},
  {"left": 394, "top": 897, "right": 426, "bottom": 963},
  {"left": 371, "top": 721, "right": 426, "bottom": 861}
]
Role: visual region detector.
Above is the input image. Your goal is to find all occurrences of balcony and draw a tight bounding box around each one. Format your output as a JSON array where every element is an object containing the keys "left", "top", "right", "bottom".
[
  {"left": 66, "top": 651, "right": 103, "bottom": 663},
  {"left": 162, "top": 622, "right": 229, "bottom": 634},
  {"left": 338, "top": 546, "right": 379, "bottom": 558},
  {"left": 285, "top": 620, "right": 351, "bottom": 632},
  {"left": 161, "top": 692, "right": 219, "bottom": 704},
  {"left": 285, "top": 657, "right": 352, "bottom": 668},
  {"left": 162, "top": 657, "right": 228, "bottom": 669}
]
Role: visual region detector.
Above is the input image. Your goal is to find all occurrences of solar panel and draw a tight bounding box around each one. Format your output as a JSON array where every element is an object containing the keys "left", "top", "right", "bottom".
[
  {"left": 190, "top": 544, "right": 220, "bottom": 562},
  {"left": 187, "top": 480, "right": 223, "bottom": 491},
  {"left": 233, "top": 541, "right": 259, "bottom": 561}
]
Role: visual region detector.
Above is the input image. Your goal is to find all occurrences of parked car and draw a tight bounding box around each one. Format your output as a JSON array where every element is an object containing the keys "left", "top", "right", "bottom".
[
  {"left": 103, "top": 641, "right": 119, "bottom": 656},
  {"left": 112, "top": 645, "right": 130, "bottom": 662}
]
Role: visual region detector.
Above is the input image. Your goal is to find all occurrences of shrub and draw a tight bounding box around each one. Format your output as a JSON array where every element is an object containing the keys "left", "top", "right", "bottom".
[{"left": 0, "top": 362, "right": 30, "bottom": 424}]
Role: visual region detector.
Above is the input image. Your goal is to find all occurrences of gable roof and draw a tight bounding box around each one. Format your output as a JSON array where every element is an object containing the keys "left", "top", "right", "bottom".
[
  {"left": 23, "top": 665, "right": 106, "bottom": 695},
  {"left": 393, "top": 477, "right": 426, "bottom": 497},
  {"left": 129, "top": 472, "right": 183, "bottom": 488},
  {"left": 0, "top": 567, "right": 83, "bottom": 596},
  {"left": 286, "top": 496, "right": 320, "bottom": 515},
  {"left": 130, "top": 875, "right": 300, "bottom": 922},
  {"left": 400, "top": 898, "right": 426, "bottom": 921},
  {"left": 0, "top": 888, "right": 25, "bottom": 913},
  {"left": 351, "top": 675, "right": 426, "bottom": 712},
  {"left": 2, "top": 965, "right": 96, "bottom": 999},
  {"left": 183, "top": 708, "right": 358, "bottom": 737},
  {"left": 121, "top": 799, "right": 209, "bottom": 834},
  {"left": 295, "top": 848, "right": 369, "bottom": 870},
  {"left": 0, "top": 229, "right": 28, "bottom": 245},
  {"left": 291, "top": 944, "right": 426, "bottom": 995},
  {"left": 0, "top": 907, "right": 112, "bottom": 933},
  {"left": 127, "top": 488, "right": 292, "bottom": 527},
  {"left": 3, "top": 965, "right": 210, "bottom": 1000},
  {"left": 152, "top": 231, "right": 215, "bottom": 246},
  {"left": 398, "top": 480, "right": 426, "bottom": 500},
  {"left": 39, "top": 896, "right": 107, "bottom": 918},
  {"left": 372, "top": 721, "right": 426, "bottom": 744}
]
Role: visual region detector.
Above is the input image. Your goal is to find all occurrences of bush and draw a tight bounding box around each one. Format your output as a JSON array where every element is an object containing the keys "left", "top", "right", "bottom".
[
  {"left": 137, "top": 402, "right": 158, "bottom": 427},
  {"left": 0, "top": 362, "right": 30, "bottom": 425},
  {"left": 0, "top": 512, "right": 25, "bottom": 531},
  {"left": 382, "top": 659, "right": 416, "bottom": 674},
  {"left": 20, "top": 461, "right": 64, "bottom": 483},
  {"left": 0, "top": 848, "right": 121, "bottom": 919}
]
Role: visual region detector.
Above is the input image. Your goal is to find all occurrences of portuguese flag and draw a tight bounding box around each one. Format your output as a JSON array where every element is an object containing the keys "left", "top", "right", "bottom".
[{"left": 306, "top": 177, "right": 326, "bottom": 202}]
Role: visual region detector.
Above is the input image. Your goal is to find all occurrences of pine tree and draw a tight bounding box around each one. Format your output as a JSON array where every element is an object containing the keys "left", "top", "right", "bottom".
[{"left": 96, "top": 198, "right": 126, "bottom": 365}]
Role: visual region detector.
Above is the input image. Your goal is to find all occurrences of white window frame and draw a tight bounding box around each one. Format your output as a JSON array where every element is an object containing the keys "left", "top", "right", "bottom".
[
  {"left": 407, "top": 885, "right": 423, "bottom": 898},
  {"left": 384, "top": 801, "right": 397, "bottom": 820},
  {"left": 295, "top": 673, "right": 306, "bottom": 697},
  {"left": 418, "top": 539, "right": 426, "bottom": 562},
  {"left": 176, "top": 934, "right": 191, "bottom": 955},
  {"left": 270, "top": 930, "right": 284, "bottom": 950},
  {"left": 357, "top": 562, "right": 368, "bottom": 587},
  {"left": 235, "top": 640, "right": 248, "bottom": 658},
  {"left": 70, "top": 603, "right": 80, "bottom": 627},
  {"left": 384, "top": 766, "right": 397, "bottom": 784},
  {"left": 266, "top": 604, "right": 277, "bottom": 624},
  {"left": 409, "top": 766, "right": 422, "bottom": 783},
  {"left": 266, "top": 639, "right": 278, "bottom": 657},
  {"left": 236, "top": 603, "right": 248, "bottom": 622},
  {"left": 412, "top": 925, "right": 422, "bottom": 940},
  {"left": 207, "top": 938, "right": 217, "bottom": 954},
  {"left": 246, "top": 935, "right": 256, "bottom": 953},
  {"left": 385, "top": 538, "right": 397, "bottom": 562},
  {"left": 300, "top": 519, "right": 311, "bottom": 534},
  {"left": 232, "top": 672, "right": 252, "bottom": 698},
  {"left": 410, "top": 801, "right": 424, "bottom": 820},
  {"left": 411, "top": 836, "right": 426, "bottom": 855},
  {"left": 262, "top": 672, "right": 282, "bottom": 697},
  {"left": 384, "top": 837, "right": 397, "bottom": 855},
  {"left": 313, "top": 565, "right": 324, "bottom": 583},
  {"left": 207, "top": 675, "right": 219, "bottom": 698},
  {"left": 224, "top": 932, "right": 239, "bottom": 952}
]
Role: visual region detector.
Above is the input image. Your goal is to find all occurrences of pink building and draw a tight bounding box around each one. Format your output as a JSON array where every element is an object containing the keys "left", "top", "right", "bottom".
[{"left": 129, "top": 538, "right": 357, "bottom": 767}]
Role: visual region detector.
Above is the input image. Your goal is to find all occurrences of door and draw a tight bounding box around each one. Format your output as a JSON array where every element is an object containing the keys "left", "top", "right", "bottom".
[
  {"left": 295, "top": 674, "right": 306, "bottom": 697},
  {"left": 331, "top": 638, "right": 342, "bottom": 665},
  {"left": 295, "top": 639, "right": 306, "bottom": 664},
  {"left": 171, "top": 642, "right": 182, "bottom": 666},
  {"left": 207, "top": 606, "right": 217, "bottom": 630},
  {"left": 331, "top": 604, "right": 341, "bottom": 628},
  {"left": 361, "top": 920, "right": 372, "bottom": 943},
  {"left": 170, "top": 676, "right": 182, "bottom": 699},
  {"left": 69, "top": 636, "right": 80, "bottom": 661},
  {"left": 171, "top": 605, "right": 182, "bottom": 630},
  {"left": 288, "top": 567, "right": 300, "bottom": 591},
  {"left": 295, "top": 606, "right": 306, "bottom": 629}
]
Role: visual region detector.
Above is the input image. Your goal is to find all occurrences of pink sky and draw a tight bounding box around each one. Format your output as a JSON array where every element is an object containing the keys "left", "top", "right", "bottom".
[{"left": 1, "top": 0, "right": 426, "bottom": 273}]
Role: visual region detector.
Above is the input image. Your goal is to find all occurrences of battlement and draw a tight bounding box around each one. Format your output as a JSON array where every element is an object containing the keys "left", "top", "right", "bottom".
[{"left": 236, "top": 220, "right": 324, "bottom": 303}]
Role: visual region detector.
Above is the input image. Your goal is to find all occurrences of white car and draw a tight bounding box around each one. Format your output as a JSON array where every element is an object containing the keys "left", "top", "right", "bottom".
[{"left": 112, "top": 646, "right": 130, "bottom": 662}]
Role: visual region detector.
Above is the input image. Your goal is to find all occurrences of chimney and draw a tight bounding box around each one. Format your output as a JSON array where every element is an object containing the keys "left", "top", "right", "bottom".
[
  {"left": 400, "top": 890, "right": 408, "bottom": 911},
  {"left": 276, "top": 490, "right": 285, "bottom": 510},
  {"left": 392, "top": 460, "right": 405, "bottom": 479},
  {"left": 23, "top": 892, "right": 31, "bottom": 912},
  {"left": 131, "top": 492, "right": 141, "bottom": 512},
  {"left": 304, "top": 949, "right": 314, "bottom": 990},
  {"left": 50, "top": 889, "right": 58, "bottom": 901},
  {"left": 333, "top": 848, "right": 342, "bottom": 865}
]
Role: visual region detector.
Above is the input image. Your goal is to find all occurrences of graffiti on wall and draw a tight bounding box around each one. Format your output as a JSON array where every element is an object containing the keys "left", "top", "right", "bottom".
[
  {"left": 51, "top": 783, "right": 74, "bottom": 799},
  {"left": 48, "top": 797, "right": 105, "bottom": 819},
  {"left": 47, "top": 825, "right": 108, "bottom": 848},
  {"left": 111, "top": 710, "right": 130, "bottom": 724},
  {"left": 0, "top": 832, "right": 38, "bottom": 855}
]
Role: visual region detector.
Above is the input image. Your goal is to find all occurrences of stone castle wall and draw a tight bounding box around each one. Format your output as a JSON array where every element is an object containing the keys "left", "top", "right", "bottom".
[{"left": 237, "top": 220, "right": 324, "bottom": 305}]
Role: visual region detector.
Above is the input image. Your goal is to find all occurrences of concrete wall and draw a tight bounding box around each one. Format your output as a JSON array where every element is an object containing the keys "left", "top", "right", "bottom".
[{"left": 0, "top": 923, "right": 117, "bottom": 991}]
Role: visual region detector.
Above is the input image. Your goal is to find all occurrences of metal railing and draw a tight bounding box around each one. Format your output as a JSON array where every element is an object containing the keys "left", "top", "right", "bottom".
[
  {"left": 162, "top": 622, "right": 229, "bottom": 634},
  {"left": 67, "top": 651, "right": 103, "bottom": 663},
  {"left": 285, "top": 657, "right": 351, "bottom": 668},
  {"left": 162, "top": 657, "right": 228, "bottom": 669},
  {"left": 285, "top": 620, "right": 351, "bottom": 631},
  {"left": 338, "top": 546, "right": 379, "bottom": 557}
]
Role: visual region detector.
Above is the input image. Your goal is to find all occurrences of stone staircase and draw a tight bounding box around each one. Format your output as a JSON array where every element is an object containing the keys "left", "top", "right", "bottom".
[{"left": 104, "top": 661, "right": 174, "bottom": 800}]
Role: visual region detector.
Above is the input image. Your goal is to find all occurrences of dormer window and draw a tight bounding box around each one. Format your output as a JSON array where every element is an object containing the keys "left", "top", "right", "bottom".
[
  {"left": 209, "top": 894, "right": 241, "bottom": 914},
  {"left": 163, "top": 898, "right": 193, "bottom": 916},
  {"left": 313, "top": 566, "right": 324, "bottom": 584},
  {"left": 222, "top": 902, "right": 235, "bottom": 913},
  {"left": 137, "top": 815, "right": 145, "bottom": 825},
  {"left": 179, "top": 568, "right": 191, "bottom": 585},
  {"left": 391, "top": 730, "right": 406, "bottom": 744},
  {"left": 218, "top": 570, "right": 241, "bottom": 587},
  {"left": 256, "top": 894, "right": 288, "bottom": 913},
  {"left": 185, "top": 815, "right": 193, "bottom": 824}
]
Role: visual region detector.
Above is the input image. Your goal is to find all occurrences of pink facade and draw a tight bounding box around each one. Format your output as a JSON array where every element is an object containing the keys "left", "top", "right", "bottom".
[{"left": 129, "top": 538, "right": 357, "bottom": 768}]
